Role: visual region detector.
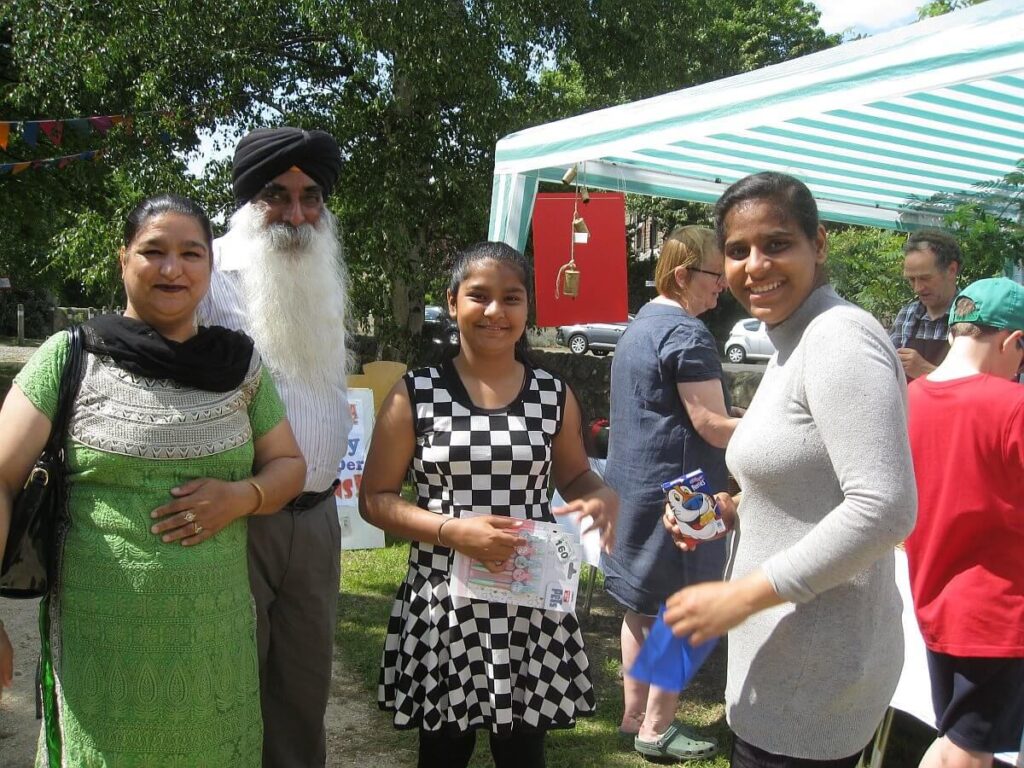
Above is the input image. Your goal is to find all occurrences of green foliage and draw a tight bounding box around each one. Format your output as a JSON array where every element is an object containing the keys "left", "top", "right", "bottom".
[
  {"left": 917, "top": 0, "right": 987, "bottom": 20},
  {"left": 827, "top": 227, "right": 909, "bottom": 326},
  {"left": 2, "top": 0, "right": 838, "bottom": 361}
]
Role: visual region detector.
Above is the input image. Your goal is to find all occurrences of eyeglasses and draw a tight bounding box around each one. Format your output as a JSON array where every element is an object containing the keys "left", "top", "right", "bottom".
[{"left": 687, "top": 267, "right": 725, "bottom": 281}]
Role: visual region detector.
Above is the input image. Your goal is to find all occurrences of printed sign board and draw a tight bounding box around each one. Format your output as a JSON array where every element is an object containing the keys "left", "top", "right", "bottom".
[{"left": 336, "top": 388, "right": 385, "bottom": 550}]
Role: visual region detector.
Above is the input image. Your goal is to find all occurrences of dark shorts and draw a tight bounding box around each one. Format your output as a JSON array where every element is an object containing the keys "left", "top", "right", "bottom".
[
  {"left": 730, "top": 735, "right": 863, "bottom": 768},
  {"left": 927, "top": 650, "right": 1024, "bottom": 754}
]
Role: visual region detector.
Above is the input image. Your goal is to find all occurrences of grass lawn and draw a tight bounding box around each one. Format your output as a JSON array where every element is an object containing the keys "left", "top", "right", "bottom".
[{"left": 338, "top": 540, "right": 938, "bottom": 767}]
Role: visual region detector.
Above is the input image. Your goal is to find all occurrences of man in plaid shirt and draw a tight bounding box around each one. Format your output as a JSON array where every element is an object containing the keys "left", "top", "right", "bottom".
[{"left": 889, "top": 229, "right": 962, "bottom": 379}]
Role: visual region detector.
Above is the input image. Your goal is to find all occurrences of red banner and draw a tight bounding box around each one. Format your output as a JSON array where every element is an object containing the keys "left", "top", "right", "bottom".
[{"left": 531, "top": 192, "right": 628, "bottom": 327}]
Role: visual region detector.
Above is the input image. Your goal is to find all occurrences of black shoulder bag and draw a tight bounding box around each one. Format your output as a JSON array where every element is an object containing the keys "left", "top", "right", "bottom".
[{"left": 1, "top": 326, "right": 85, "bottom": 599}]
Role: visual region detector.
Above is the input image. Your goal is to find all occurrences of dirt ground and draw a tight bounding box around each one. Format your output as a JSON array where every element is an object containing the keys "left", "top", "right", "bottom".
[{"left": 0, "top": 593, "right": 414, "bottom": 767}]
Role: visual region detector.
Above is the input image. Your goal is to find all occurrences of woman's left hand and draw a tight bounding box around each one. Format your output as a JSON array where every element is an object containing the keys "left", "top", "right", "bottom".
[
  {"left": 553, "top": 486, "right": 619, "bottom": 553},
  {"left": 664, "top": 572, "right": 781, "bottom": 645},
  {"left": 150, "top": 479, "right": 257, "bottom": 546}
]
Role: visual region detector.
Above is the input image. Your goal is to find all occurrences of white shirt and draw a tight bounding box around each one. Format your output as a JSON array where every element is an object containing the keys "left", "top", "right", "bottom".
[{"left": 200, "top": 229, "right": 352, "bottom": 492}]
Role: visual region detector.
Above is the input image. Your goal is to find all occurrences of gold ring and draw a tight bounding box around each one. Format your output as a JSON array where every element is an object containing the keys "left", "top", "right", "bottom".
[
  {"left": 183, "top": 511, "right": 196, "bottom": 523},
  {"left": 193, "top": 522, "right": 203, "bottom": 535}
]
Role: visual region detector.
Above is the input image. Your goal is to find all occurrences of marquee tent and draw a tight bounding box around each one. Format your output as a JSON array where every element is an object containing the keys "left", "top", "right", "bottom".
[{"left": 488, "top": 0, "right": 1024, "bottom": 251}]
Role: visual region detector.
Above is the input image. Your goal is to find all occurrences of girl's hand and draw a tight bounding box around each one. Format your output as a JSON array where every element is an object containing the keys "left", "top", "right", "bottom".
[
  {"left": 662, "top": 491, "right": 739, "bottom": 552},
  {"left": 445, "top": 516, "right": 526, "bottom": 573},
  {"left": 150, "top": 478, "right": 259, "bottom": 546},
  {"left": 553, "top": 487, "right": 618, "bottom": 553},
  {"left": 0, "top": 623, "right": 12, "bottom": 702}
]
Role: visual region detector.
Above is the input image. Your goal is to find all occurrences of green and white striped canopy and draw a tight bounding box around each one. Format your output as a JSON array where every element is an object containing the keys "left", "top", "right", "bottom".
[{"left": 488, "top": 0, "right": 1024, "bottom": 251}]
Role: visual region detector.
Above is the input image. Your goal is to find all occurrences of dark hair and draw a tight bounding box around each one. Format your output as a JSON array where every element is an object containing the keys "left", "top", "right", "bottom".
[
  {"left": 123, "top": 194, "right": 215, "bottom": 253},
  {"left": 714, "top": 172, "right": 819, "bottom": 250},
  {"left": 448, "top": 241, "right": 533, "bottom": 362},
  {"left": 903, "top": 228, "right": 962, "bottom": 273}
]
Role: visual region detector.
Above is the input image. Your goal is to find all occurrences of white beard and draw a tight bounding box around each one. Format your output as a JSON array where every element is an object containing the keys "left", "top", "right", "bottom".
[{"left": 229, "top": 203, "right": 350, "bottom": 389}]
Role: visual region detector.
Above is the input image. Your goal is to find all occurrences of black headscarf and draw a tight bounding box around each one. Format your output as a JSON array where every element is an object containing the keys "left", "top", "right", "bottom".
[
  {"left": 232, "top": 127, "right": 342, "bottom": 204},
  {"left": 83, "top": 315, "right": 255, "bottom": 392}
]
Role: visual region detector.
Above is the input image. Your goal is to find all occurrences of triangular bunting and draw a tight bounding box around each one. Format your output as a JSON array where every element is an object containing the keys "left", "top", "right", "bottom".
[
  {"left": 0, "top": 123, "right": 8, "bottom": 151},
  {"left": 57, "top": 157, "right": 73, "bottom": 169},
  {"left": 21, "top": 122, "right": 39, "bottom": 147},
  {"left": 0, "top": 164, "right": 12, "bottom": 175},
  {"left": 67, "top": 118, "right": 91, "bottom": 136},
  {"left": 39, "top": 120, "right": 64, "bottom": 146},
  {"left": 88, "top": 116, "right": 114, "bottom": 135},
  {"left": 12, "top": 161, "right": 31, "bottom": 175}
]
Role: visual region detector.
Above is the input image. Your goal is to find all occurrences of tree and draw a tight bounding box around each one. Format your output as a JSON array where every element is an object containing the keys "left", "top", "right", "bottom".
[{"left": 3, "top": 0, "right": 838, "bottom": 357}]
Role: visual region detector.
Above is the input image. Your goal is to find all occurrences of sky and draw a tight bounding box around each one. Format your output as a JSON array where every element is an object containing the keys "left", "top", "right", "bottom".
[
  {"left": 187, "top": 1, "right": 927, "bottom": 175},
  {"left": 811, "top": 0, "right": 923, "bottom": 36}
]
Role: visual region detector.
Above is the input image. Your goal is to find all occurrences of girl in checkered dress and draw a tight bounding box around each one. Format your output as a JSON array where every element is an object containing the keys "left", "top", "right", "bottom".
[{"left": 360, "top": 242, "right": 618, "bottom": 768}]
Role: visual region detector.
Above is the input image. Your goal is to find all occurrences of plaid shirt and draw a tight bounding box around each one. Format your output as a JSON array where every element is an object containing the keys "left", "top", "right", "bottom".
[{"left": 889, "top": 299, "right": 950, "bottom": 349}]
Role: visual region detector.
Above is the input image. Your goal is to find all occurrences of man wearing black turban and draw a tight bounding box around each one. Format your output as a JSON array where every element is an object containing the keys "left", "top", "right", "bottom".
[{"left": 200, "top": 126, "right": 350, "bottom": 768}]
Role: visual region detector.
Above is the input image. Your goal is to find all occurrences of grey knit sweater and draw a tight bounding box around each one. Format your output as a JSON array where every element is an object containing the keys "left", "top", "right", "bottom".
[{"left": 724, "top": 286, "right": 917, "bottom": 760}]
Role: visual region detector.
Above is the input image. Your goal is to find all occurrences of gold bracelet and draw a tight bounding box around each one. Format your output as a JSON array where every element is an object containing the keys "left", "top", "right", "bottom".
[
  {"left": 247, "top": 479, "right": 266, "bottom": 516},
  {"left": 436, "top": 517, "right": 454, "bottom": 546}
]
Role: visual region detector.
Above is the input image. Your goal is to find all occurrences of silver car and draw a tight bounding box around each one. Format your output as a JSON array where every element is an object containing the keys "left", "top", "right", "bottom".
[
  {"left": 724, "top": 318, "right": 775, "bottom": 363},
  {"left": 556, "top": 315, "right": 633, "bottom": 356}
]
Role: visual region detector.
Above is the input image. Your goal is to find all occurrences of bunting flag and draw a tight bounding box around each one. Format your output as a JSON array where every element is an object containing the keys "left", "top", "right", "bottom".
[
  {"left": 21, "top": 122, "right": 39, "bottom": 147},
  {"left": 39, "top": 120, "right": 63, "bottom": 146},
  {"left": 0, "top": 112, "right": 141, "bottom": 150},
  {"left": 0, "top": 148, "right": 103, "bottom": 177}
]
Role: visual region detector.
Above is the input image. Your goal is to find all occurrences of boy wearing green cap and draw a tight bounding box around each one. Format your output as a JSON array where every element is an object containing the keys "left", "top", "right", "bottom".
[{"left": 905, "top": 277, "right": 1024, "bottom": 768}]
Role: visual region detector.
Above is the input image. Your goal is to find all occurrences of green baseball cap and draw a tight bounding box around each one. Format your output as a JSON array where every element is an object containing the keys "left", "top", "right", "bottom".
[{"left": 950, "top": 277, "right": 1024, "bottom": 331}]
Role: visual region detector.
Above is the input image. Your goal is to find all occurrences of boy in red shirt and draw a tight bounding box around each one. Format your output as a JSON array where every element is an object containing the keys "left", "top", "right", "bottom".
[{"left": 906, "top": 277, "right": 1024, "bottom": 768}]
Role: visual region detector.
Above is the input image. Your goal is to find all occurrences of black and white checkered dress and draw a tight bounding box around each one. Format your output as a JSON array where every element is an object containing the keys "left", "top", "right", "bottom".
[{"left": 378, "top": 360, "right": 596, "bottom": 736}]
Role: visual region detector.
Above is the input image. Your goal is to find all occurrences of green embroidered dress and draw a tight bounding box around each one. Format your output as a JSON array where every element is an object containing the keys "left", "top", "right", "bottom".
[{"left": 15, "top": 331, "right": 285, "bottom": 767}]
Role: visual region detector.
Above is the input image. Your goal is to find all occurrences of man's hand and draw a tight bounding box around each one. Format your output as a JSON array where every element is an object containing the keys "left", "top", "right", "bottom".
[
  {"left": 896, "top": 347, "right": 937, "bottom": 379},
  {"left": 0, "top": 623, "right": 12, "bottom": 702}
]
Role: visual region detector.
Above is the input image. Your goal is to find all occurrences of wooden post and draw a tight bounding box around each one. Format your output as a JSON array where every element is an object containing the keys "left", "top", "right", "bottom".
[{"left": 16, "top": 303, "right": 25, "bottom": 345}]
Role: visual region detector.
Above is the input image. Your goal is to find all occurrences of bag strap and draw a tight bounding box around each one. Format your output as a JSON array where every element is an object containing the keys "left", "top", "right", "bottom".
[{"left": 43, "top": 325, "right": 85, "bottom": 455}]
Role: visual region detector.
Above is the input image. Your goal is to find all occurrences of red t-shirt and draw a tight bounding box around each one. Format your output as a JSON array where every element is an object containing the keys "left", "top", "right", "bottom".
[{"left": 906, "top": 373, "right": 1024, "bottom": 657}]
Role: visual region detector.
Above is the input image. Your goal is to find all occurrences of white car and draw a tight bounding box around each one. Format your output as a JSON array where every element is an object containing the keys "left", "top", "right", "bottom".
[{"left": 724, "top": 319, "right": 775, "bottom": 363}]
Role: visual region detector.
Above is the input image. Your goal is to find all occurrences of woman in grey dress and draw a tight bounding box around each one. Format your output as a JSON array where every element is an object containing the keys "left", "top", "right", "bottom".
[
  {"left": 664, "top": 173, "right": 916, "bottom": 768},
  {"left": 602, "top": 225, "right": 740, "bottom": 761}
]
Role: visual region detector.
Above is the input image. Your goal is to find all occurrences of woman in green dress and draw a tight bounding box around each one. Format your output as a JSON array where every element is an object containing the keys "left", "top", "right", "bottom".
[{"left": 0, "top": 194, "right": 306, "bottom": 766}]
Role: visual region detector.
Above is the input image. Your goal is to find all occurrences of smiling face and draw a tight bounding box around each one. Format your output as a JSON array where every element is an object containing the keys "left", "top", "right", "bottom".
[
  {"left": 722, "top": 198, "right": 827, "bottom": 327},
  {"left": 120, "top": 212, "right": 211, "bottom": 341},
  {"left": 447, "top": 258, "right": 528, "bottom": 358}
]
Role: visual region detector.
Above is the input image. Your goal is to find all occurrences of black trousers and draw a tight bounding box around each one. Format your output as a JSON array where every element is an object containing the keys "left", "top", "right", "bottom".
[
  {"left": 731, "top": 735, "right": 863, "bottom": 768},
  {"left": 417, "top": 728, "right": 546, "bottom": 768}
]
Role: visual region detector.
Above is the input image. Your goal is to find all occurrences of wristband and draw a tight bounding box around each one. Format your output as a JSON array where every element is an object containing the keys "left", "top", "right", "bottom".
[
  {"left": 436, "top": 517, "right": 454, "bottom": 546},
  {"left": 247, "top": 479, "right": 266, "bottom": 516}
]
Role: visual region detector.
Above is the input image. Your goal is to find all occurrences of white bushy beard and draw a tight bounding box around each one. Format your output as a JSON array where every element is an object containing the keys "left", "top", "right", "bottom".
[{"left": 229, "top": 203, "right": 350, "bottom": 389}]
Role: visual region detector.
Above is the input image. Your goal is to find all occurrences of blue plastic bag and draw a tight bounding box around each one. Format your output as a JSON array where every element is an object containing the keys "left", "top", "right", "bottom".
[{"left": 627, "top": 605, "right": 718, "bottom": 693}]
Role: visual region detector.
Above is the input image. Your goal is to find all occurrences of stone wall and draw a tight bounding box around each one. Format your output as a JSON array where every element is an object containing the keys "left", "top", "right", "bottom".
[{"left": 352, "top": 336, "right": 764, "bottom": 422}]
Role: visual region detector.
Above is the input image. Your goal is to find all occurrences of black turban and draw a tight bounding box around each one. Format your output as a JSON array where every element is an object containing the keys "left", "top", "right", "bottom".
[{"left": 232, "top": 127, "right": 342, "bottom": 204}]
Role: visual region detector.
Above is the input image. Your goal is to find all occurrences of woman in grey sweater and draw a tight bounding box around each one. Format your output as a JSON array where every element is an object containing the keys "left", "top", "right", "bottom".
[{"left": 664, "top": 172, "right": 917, "bottom": 767}]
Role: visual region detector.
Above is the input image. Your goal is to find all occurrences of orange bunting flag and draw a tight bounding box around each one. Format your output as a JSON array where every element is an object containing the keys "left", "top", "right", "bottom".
[
  {"left": 0, "top": 122, "right": 8, "bottom": 150},
  {"left": 11, "top": 162, "right": 31, "bottom": 175}
]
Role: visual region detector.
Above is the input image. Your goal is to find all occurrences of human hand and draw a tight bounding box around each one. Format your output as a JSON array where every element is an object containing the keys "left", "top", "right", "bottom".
[
  {"left": 445, "top": 516, "right": 526, "bottom": 573},
  {"left": 150, "top": 478, "right": 258, "bottom": 546},
  {"left": 662, "top": 492, "right": 738, "bottom": 552},
  {"left": 665, "top": 572, "right": 780, "bottom": 645},
  {"left": 896, "top": 347, "right": 936, "bottom": 379},
  {"left": 0, "top": 622, "right": 12, "bottom": 702},
  {"left": 553, "top": 487, "right": 618, "bottom": 553}
]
